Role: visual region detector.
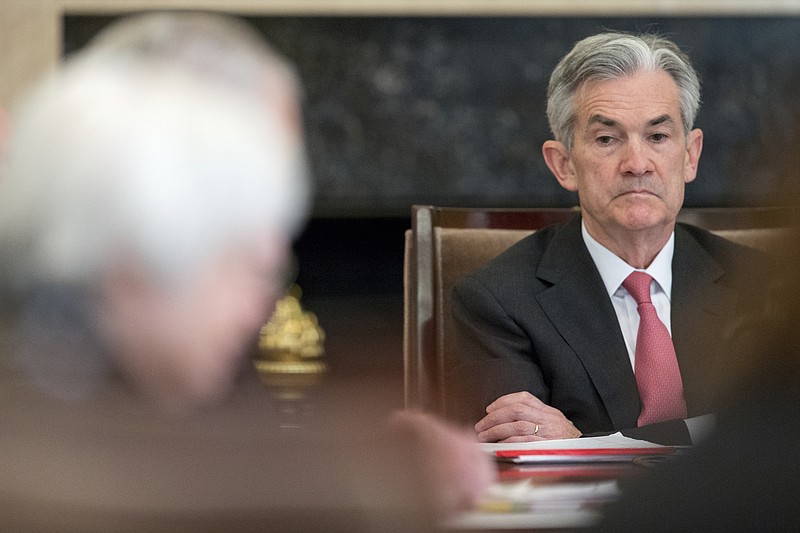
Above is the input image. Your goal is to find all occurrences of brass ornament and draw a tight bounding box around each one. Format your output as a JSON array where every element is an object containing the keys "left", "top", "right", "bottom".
[{"left": 253, "top": 285, "right": 327, "bottom": 417}]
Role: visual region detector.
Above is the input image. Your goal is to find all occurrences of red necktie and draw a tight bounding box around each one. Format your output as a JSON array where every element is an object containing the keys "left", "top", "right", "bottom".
[{"left": 622, "top": 271, "right": 687, "bottom": 426}]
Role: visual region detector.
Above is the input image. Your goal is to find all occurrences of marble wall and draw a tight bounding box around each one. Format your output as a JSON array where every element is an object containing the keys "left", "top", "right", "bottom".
[{"left": 65, "top": 15, "right": 800, "bottom": 216}]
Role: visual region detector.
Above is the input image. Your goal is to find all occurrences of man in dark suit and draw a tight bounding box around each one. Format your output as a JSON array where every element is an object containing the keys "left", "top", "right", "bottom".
[{"left": 450, "top": 32, "right": 771, "bottom": 445}]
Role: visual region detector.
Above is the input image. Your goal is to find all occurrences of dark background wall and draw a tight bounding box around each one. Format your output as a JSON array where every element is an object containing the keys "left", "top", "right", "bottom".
[
  {"left": 248, "top": 16, "right": 800, "bottom": 213},
  {"left": 65, "top": 15, "right": 800, "bottom": 299}
]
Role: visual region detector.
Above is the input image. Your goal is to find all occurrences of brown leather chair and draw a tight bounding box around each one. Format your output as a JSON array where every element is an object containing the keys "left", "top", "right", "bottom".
[{"left": 403, "top": 205, "right": 798, "bottom": 417}]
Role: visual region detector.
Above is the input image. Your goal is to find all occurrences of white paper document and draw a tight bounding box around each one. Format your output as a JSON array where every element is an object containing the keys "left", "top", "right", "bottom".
[
  {"left": 480, "top": 431, "right": 670, "bottom": 455},
  {"left": 481, "top": 432, "right": 680, "bottom": 463}
]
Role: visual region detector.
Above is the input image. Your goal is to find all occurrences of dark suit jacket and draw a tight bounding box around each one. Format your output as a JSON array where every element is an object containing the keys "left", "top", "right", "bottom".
[{"left": 449, "top": 215, "right": 770, "bottom": 443}]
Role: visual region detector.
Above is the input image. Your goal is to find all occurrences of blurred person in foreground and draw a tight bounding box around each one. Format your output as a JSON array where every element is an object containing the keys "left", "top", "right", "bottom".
[
  {"left": 1, "top": 11, "right": 308, "bottom": 415},
  {"left": 0, "top": 12, "right": 492, "bottom": 531},
  {"left": 595, "top": 228, "right": 800, "bottom": 532}
]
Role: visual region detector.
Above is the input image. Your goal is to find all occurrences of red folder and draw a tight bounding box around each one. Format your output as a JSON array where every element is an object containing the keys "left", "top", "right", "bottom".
[{"left": 495, "top": 447, "right": 677, "bottom": 463}]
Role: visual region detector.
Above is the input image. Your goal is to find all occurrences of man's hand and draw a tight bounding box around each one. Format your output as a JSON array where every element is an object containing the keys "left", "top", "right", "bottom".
[
  {"left": 389, "top": 410, "right": 496, "bottom": 517},
  {"left": 474, "top": 391, "right": 582, "bottom": 442}
]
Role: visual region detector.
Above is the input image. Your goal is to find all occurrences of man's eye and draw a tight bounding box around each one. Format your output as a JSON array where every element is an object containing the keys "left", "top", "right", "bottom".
[
  {"left": 650, "top": 133, "right": 668, "bottom": 143},
  {"left": 597, "top": 135, "right": 613, "bottom": 145}
]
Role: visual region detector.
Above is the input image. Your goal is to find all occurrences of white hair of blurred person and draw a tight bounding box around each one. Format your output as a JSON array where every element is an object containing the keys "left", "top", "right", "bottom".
[{"left": 0, "top": 13, "right": 310, "bottom": 413}]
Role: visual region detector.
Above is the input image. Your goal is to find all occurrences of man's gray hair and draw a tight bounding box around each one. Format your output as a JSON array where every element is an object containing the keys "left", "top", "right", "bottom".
[
  {"left": 0, "top": 12, "right": 309, "bottom": 293},
  {"left": 546, "top": 32, "right": 701, "bottom": 150}
]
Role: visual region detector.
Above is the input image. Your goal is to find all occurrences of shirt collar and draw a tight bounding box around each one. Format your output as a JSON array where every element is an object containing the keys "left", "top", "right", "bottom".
[{"left": 581, "top": 220, "right": 674, "bottom": 300}]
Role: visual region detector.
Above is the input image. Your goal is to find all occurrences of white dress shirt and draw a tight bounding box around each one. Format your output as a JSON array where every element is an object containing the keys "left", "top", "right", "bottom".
[{"left": 581, "top": 222, "right": 674, "bottom": 368}]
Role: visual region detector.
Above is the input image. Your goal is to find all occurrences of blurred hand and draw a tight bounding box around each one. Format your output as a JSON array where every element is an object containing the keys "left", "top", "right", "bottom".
[
  {"left": 389, "top": 410, "right": 495, "bottom": 517},
  {"left": 474, "top": 391, "right": 582, "bottom": 443}
]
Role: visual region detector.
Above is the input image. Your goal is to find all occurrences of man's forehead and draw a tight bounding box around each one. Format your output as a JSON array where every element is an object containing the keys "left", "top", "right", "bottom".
[{"left": 574, "top": 72, "right": 682, "bottom": 128}]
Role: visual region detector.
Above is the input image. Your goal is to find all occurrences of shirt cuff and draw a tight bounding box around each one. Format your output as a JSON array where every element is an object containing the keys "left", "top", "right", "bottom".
[{"left": 685, "top": 413, "right": 716, "bottom": 444}]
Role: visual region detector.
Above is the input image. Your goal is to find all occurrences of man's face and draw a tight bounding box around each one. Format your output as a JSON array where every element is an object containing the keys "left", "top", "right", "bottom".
[
  {"left": 546, "top": 70, "right": 703, "bottom": 244},
  {"left": 101, "top": 232, "right": 289, "bottom": 412},
  {"left": 155, "top": 237, "right": 289, "bottom": 407}
]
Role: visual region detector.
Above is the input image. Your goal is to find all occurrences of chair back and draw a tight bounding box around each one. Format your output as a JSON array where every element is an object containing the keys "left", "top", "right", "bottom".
[{"left": 403, "top": 205, "right": 798, "bottom": 416}]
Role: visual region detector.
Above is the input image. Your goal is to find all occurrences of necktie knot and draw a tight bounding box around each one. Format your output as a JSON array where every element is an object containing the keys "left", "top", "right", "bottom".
[{"left": 623, "top": 271, "right": 653, "bottom": 305}]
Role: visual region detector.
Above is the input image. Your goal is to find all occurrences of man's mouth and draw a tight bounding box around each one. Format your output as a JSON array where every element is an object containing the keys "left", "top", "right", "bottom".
[{"left": 619, "top": 189, "right": 656, "bottom": 197}]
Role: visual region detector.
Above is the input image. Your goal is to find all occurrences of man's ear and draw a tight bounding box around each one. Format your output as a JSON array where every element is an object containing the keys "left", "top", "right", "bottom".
[
  {"left": 542, "top": 140, "right": 578, "bottom": 192},
  {"left": 683, "top": 128, "right": 703, "bottom": 184}
]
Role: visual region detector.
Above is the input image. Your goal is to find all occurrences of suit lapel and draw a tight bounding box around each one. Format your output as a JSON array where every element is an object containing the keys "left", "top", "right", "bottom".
[
  {"left": 535, "top": 217, "right": 640, "bottom": 429},
  {"left": 671, "top": 225, "right": 738, "bottom": 415}
]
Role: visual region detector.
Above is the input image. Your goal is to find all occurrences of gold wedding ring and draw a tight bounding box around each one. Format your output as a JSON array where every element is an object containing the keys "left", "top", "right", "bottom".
[{"left": 534, "top": 423, "right": 539, "bottom": 436}]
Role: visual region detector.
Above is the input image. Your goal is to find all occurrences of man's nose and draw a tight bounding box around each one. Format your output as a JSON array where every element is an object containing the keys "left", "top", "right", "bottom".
[{"left": 619, "top": 140, "right": 652, "bottom": 176}]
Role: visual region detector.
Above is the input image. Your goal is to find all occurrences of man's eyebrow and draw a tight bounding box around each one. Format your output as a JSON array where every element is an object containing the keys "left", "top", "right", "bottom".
[
  {"left": 587, "top": 114, "right": 677, "bottom": 128},
  {"left": 649, "top": 114, "right": 675, "bottom": 127},
  {"left": 588, "top": 114, "right": 618, "bottom": 128}
]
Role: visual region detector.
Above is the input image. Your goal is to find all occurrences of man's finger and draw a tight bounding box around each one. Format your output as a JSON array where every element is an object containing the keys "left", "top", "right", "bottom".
[{"left": 486, "top": 391, "right": 544, "bottom": 412}]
